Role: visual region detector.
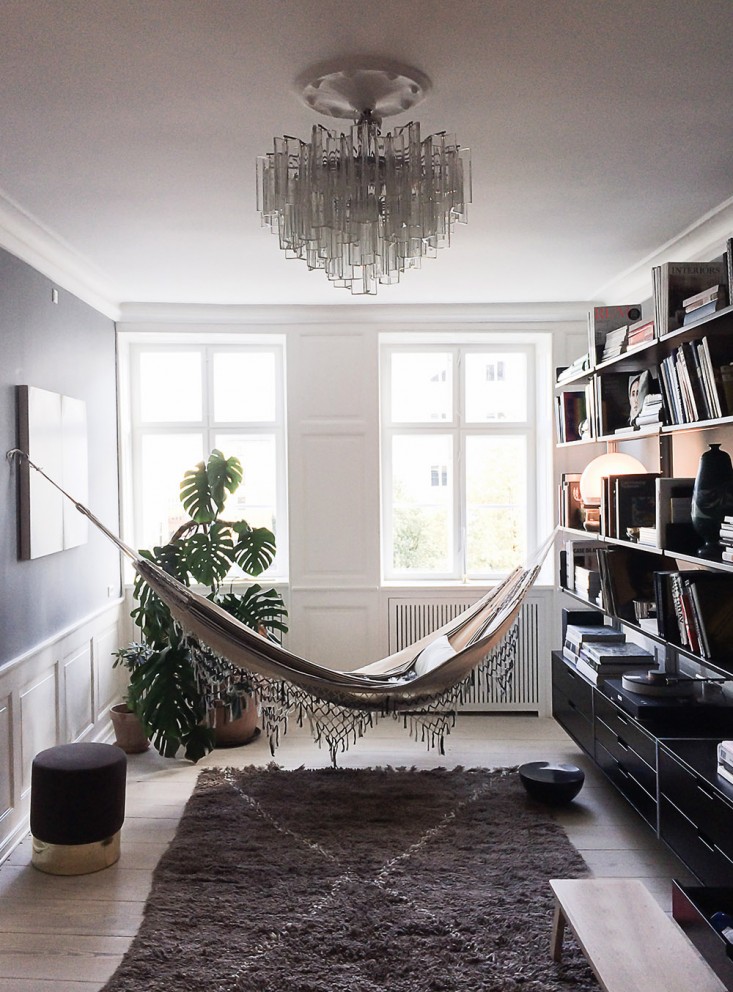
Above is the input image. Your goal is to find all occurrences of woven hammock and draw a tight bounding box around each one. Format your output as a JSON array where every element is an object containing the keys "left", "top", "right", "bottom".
[{"left": 8, "top": 449, "right": 553, "bottom": 762}]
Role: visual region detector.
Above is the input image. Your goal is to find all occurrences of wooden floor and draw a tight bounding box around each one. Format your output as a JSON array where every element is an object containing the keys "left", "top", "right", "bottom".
[{"left": 0, "top": 715, "right": 694, "bottom": 991}]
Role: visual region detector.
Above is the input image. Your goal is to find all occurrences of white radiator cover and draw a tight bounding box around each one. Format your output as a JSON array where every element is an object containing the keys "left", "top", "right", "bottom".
[{"left": 387, "top": 591, "right": 548, "bottom": 712}]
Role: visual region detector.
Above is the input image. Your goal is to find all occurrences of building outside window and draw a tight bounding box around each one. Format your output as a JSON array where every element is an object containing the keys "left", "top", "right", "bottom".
[
  {"left": 381, "top": 340, "right": 544, "bottom": 582},
  {"left": 121, "top": 338, "right": 287, "bottom": 580}
]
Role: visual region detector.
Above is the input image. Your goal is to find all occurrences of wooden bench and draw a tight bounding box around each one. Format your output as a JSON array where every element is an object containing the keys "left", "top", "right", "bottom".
[{"left": 550, "top": 878, "right": 726, "bottom": 992}]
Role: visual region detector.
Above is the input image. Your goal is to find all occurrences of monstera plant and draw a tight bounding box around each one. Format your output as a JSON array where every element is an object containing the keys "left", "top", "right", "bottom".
[{"left": 115, "top": 450, "right": 288, "bottom": 762}]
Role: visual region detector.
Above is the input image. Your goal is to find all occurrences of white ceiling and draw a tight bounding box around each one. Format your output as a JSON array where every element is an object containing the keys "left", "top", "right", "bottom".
[{"left": 2, "top": 0, "right": 733, "bottom": 311}]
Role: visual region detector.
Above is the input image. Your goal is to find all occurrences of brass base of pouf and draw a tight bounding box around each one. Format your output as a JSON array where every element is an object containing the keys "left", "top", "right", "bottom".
[{"left": 31, "top": 830, "right": 121, "bottom": 875}]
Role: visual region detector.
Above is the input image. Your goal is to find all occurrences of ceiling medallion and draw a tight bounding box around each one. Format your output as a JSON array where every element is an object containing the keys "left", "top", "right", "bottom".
[{"left": 256, "top": 58, "right": 471, "bottom": 295}]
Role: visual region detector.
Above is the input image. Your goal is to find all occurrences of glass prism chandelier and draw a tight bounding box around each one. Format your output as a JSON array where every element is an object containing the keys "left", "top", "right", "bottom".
[{"left": 256, "top": 59, "right": 471, "bottom": 295}]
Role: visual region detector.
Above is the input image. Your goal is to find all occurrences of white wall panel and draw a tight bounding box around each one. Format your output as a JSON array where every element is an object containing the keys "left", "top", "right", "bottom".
[
  {"left": 63, "top": 642, "right": 94, "bottom": 741},
  {"left": 297, "top": 433, "right": 372, "bottom": 581},
  {"left": 94, "top": 621, "right": 122, "bottom": 717},
  {"left": 19, "top": 670, "right": 57, "bottom": 796},
  {"left": 0, "top": 697, "right": 12, "bottom": 823},
  {"left": 288, "top": 591, "right": 381, "bottom": 671},
  {"left": 290, "top": 331, "right": 371, "bottom": 424}
]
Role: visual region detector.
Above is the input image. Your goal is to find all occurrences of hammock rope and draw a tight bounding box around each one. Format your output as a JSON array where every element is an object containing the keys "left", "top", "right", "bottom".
[{"left": 7, "top": 447, "right": 554, "bottom": 762}]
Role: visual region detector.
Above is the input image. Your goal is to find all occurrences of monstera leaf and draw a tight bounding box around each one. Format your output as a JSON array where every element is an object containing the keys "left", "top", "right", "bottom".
[
  {"left": 180, "top": 450, "right": 242, "bottom": 523},
  {"left": 182, "top": 522, "right": 234, "bottom": 587},
  {"left": 217, "top": 585, "right": 289, "bottom": 635},
  {"left": 130, "top": 545, "right": 189, "bottom": 647},
  {"left": 127, "top": 643, "right": 214, "bottom": 762},
  {"left": 231, "top": 523, "right": 277, "bottom": 576}
]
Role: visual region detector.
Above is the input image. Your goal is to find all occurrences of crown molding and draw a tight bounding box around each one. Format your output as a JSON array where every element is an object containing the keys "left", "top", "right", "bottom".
[
  {"left": 116, "top": 300, "right": 590, "bottom": 328},
  {"left": 0, "top": 188, "right": 121, "bottom": 320},
  {"left": 592, "top": 194, "right": 733, "bottom": 304}
]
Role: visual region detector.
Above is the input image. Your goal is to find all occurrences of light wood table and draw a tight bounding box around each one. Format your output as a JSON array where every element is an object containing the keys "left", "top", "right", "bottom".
[{"left": 550, "top": 878, "right": 727, "bottom": 992}]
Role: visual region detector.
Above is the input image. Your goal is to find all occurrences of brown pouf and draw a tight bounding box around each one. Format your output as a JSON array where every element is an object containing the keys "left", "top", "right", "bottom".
[{"left": 30, "top": 742, "right": 127, "bottom": 875}]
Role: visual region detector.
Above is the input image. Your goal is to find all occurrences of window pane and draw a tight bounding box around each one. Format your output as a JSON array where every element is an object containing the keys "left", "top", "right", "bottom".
[
  {"left": 465, "top": 352, "right": 527, "bottom": 422},
  {"left": 391, "top": 435, "right": 452, "bottom": 573},
  {"left": 390, "top": 352, "right": 453, "bottom": 423},
  {"left": 465, "top": 435, "right": 526, "bottom": 573},
  {"left": 213, "top": 352, "right": 276, "bottom": 422},
  {"left": 139, "top": 352, "right": 202, "bottom": 422},
  {"left": 139, "top": 434, "right": 204, "bottom": 548},
  {"left": 214, "top": 434, "right": 277, "bottom": 534}
]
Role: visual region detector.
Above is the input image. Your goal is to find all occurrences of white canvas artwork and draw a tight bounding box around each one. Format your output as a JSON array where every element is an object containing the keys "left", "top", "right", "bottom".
[{"left": 17, "top": 385, "right": 89, "bottom": 559}]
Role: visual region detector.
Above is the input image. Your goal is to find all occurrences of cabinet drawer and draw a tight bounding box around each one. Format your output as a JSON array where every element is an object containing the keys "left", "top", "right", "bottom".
[
  {"left": 552, "top": 685, "right": 594, "bottom": 755},
  {"left": 551, "top": 654, "right": 594, "bottom": 721},
  {"left": 595, "top": 738, "right": 657, "bottom": 829},
  {"left": 659, "top": 750, "right": 733, "bottom": 864},
  {"left": 594, "top": 691, "right": 656, "bottom": 768},
  {"left": 660, "top": 795, "right": 733, "bottom": 886},
  {"left": 594, "top": 716, "right": 656, "bottom": 797}
]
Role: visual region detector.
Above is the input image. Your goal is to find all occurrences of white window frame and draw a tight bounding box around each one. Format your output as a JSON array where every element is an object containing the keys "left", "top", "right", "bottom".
[
  {"left": 380, "top": 334, "right": 551, "bottom": 583},
  {"left": 119, "top": 333, "right": 288, "bottom": 582}
]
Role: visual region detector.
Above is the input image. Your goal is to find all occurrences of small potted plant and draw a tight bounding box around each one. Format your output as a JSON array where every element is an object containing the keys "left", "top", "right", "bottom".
[
  {"left": 109, "top": 644, "right": 150, "bottom": 753},
  {"left": 117, "top": 449, "right": 288, "bottom": 762}
]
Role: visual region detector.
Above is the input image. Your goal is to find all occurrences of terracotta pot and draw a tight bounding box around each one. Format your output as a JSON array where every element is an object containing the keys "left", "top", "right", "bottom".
[
  {"left": 213, "top": 695, "right": 259, "bottom": 748},
  {"left": 110, "top": 703, "right": 150, "bottom": 754}
]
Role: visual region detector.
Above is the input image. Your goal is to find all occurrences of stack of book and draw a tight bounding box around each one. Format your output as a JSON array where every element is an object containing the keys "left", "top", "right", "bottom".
[
  {"left": 602, "top": 325, "right": 628, "bottom": 361},
  {"left": 587, "top": 304, "right": 641, "bottom": 364},
  {"left": 721, "top": 516, "right": 733, "bottom": 563},
  {"left": 557, "top": 354, "right": 590, "bottom": 384},
  {"left": 574, "top": 562, "right": 602, "bottom": 603},
  {"left": 682, "top": 284, "right": 728, "bottom": 326},
  {"left": 635, "top": 391, "right": 664, "bottom": 428},
  {"left": 563, "top": 623, "right": 656, "bottom": 684},
  {"left": 718, "top": 741, "right": 733, "bottom": 786},
  {"left": 626, "top": 318, "right": 655, "bottom": 349},
  {"left": 658, "top": 338, "right": 729, "bottom": 423}
]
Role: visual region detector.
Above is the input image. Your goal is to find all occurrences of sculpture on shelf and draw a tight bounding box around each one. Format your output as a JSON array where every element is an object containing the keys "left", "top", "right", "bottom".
[{"left": 691, "top": 443, "right": 733, "bottom": 558}]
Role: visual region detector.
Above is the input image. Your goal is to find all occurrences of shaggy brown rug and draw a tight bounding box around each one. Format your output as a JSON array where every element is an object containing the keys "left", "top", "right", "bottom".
[{"left": 103, "top": 766, "right": 598, "bottom": 992}]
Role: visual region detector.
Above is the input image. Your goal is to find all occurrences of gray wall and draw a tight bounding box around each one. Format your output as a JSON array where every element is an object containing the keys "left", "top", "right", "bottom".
[{"left": 0, "top": 249, "right": 120, "bottom": 667}]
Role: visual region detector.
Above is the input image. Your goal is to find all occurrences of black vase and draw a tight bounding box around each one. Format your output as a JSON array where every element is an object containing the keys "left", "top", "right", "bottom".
[{"left": 691, "top": 443, "right": 733, "bottom": 558}]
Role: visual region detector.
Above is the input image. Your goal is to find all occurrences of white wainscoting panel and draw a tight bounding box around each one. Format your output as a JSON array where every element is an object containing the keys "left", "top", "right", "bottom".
[
  {"left": 289, "top": 329, "right": 373, "bottom": 424},
  {"left": 19, "top": 669, "right": 58, "bottom": 796},
  {"left": 64, "top": 642, "right": 94, "bottom": 742},
  {"left": 296, "top": 433, "right": 375, "bottom": 583},
  {"left": 0, "top": 599, "right": 125, "bottom": 863},
  {"left": 288, "top": 589, "right": 382, "bottom": 672},
  {"left": 0, "top": 696, "right": 12, "bottom": 827}
]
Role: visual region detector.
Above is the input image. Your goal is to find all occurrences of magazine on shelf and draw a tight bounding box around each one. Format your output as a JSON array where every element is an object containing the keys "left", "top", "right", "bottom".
[
  {"left": 587, "top": 304, "right": 642, "bottom": 364},
  {"left": 653, "top": 257, "right": 729, "bottom": 336},
  {"left": 580, "top": 640, "right": 655, "bottom": 666}
]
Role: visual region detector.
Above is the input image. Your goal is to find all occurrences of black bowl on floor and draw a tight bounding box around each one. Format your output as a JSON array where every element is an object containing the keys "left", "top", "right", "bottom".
[{"left": 518, "top": 761, "right": 584, "bottom": 805}]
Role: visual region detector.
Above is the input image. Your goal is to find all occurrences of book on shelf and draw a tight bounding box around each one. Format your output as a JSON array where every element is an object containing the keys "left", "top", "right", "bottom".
[
  {"left": 613, "top": 473, "right": 660, "bottom": 540},
  {"left": 626, "top": 318, "right": 655, "bottom": 349},
  {"left": 661, "top": 570, "right": 733, "bottom": 661},
  {"left": 555, "top": 391, "right": 586, "bottom": 443},
  {"left": 653, "top": 257, "right": 729, "bottom": 337},
  {"left": 601, "top": 325, "right": 629, "bottom": 361},
  {"left": 561, "top": 607, "right": 605, "bottom": 642},
  {"left": 587, "top": 304, "right": 642, "bottom": 365},
  {"left": 559, "top": 473, "right": 583, "bottom": 529},
  {"left": 658, "top": 335, "right": 733, "bottom": 424},
  {"left": 683, "top": 297, "right": 727, "bottom": 326},
  {"left": 717, "top": 763, "right": 733, "bottom": 788},
  {"left": 637, "top": 525, "right": 657, "bottom": 546},
  {"left": 556, "top": 354, "right": 590, "bottom": 384},
  {"left": 574, "top": 656, "right": 654, "bottom": 685},
  {"left": 683, "top": 284, "right": 727, "bottom": 311},
  {"left": 580, "top": 640, "right": 655, "bottom": 666},
  {"left": 564, "top": 623, "right": 625, "bottom": 653},
  {"left": 562, "top": 540, "right": 600, "bottom": 597},
  {"left": 717, "top": 741, "right": 733, "bottom": 766}
]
